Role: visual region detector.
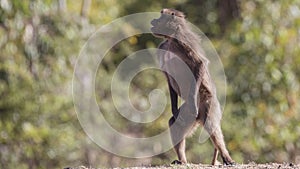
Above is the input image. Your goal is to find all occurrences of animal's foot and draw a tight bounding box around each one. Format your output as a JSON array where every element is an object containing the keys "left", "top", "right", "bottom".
[
  {"left": 211, "top": 160, "right": 222, "bottom": 165},
  {"left": 224, "top": 160, "right": 236, "bottom": 166},
  {"left": 222, "top": 155, "right": 236, "bottom": 166},
  {"left": 171, "top": 160, "right": 182, "bottom": 165}
]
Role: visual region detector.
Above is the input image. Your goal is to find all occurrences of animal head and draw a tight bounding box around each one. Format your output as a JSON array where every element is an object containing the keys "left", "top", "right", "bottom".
[{"left": 151, "top": 8, "right": 186, "bottom": 38}]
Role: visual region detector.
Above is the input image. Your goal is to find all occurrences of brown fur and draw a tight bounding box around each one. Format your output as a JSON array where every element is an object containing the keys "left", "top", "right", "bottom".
[{"left": 151, "top": 8, "right": 235, "bottom": 165}]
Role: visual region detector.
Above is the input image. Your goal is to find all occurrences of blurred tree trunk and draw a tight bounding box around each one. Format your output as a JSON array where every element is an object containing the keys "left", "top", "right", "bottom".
[
  {"left": 58, "top": 0, "right": 67, "bottom": 13},
  {"left": 81, "top": 0, "right": 91, "bottom": 18},
  {"left": 217, "top": 0, "right": 240, "bottom": 33}
]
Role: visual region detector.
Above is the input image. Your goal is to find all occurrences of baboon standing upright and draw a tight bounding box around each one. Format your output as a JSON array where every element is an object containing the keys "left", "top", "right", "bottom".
[{"left": 151, "top": 8, "right": 235, "bottom": 165}]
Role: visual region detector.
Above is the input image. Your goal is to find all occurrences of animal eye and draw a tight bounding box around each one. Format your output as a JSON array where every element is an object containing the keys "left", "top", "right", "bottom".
[
  {"left": 171, "top": 12, "right": 175, "bottom": 15},
  {"left": 161, "top": 11, "right": 163, "bottom": 14}
]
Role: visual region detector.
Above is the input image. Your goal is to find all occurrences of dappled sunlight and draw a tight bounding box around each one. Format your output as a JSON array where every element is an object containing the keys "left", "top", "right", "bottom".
[{"left": 0, "top": 0, "right": 299, "bottom": 168}]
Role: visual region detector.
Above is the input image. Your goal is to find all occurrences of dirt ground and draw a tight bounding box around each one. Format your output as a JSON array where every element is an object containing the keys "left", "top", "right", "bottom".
[{"left": 69, "top": 162, "right": 300, "bottom": 169}]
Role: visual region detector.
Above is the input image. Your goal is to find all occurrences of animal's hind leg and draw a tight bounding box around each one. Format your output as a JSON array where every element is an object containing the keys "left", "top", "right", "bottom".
[
  {"left": 208, "top": 126, "right": 234, "bottom": 165},
  {"left": 211, "top": 148, "right": 219, "bottom": 165},
  {"left": 169, "top": 116, "right": 187, "bottom": 164},
  {"left": 203, "top": 99, "right": 235, "bottom": 165},
  {"left": 168, "top": 103, "right": 198, "bottom": 164},
  {"left": 198, "top": 101, "right": 221, "bottom": 165}
]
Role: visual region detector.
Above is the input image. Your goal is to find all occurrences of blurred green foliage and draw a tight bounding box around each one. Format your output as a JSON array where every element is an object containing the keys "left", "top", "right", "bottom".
[{"left": 0, "top": 0, "right": 299, "bottom": 168}]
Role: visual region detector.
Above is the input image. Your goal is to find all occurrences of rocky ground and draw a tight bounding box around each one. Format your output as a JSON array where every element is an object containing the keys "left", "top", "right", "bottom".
[{"left": 68, "top": 162, "right": 300, "bottom": 169}]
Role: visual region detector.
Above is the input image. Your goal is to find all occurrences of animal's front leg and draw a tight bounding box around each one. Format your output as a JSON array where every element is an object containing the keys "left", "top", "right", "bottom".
[{"left": 167, "top": 79, "right": 178, "bottom": 118}]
